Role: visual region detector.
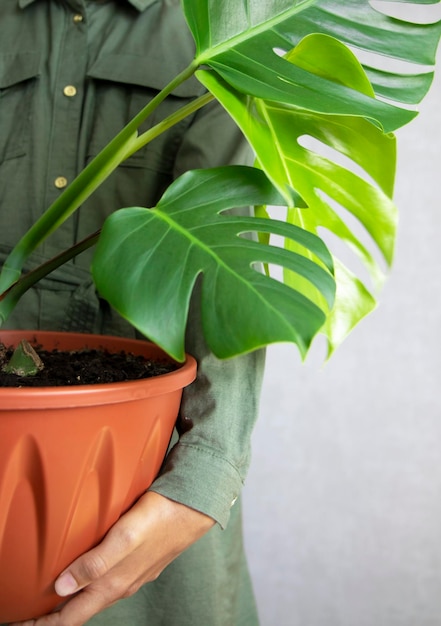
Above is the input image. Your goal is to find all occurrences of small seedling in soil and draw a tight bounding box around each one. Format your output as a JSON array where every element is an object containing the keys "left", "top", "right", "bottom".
[{"left": 1, "top": 339, "right": 44, "bottom": 377}]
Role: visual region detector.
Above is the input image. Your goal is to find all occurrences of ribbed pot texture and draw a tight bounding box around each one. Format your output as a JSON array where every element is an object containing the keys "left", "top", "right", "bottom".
[{"left": 0, "top": 331, "right": 197, "bottom": 622}]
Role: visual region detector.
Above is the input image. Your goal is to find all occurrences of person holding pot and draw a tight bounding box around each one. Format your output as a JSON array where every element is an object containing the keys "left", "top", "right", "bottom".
[{"left": 1, "top": 1, "right": 264, "bottom": 625}]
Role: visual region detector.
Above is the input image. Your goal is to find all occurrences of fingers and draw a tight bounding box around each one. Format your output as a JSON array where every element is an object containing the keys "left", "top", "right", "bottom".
[
  {"left": 55, "top": 547, "right": 111, "bottom": 597},
  {"left": 55, "top": 505, "right": 146, "bottom": 598},
  {"left": 9, "top": 585, "right": 116, "bottom": 626},
  {"left": 34, "top": 581, "right": 120, "bottom": 626},
  {"left": 8, "top": 492, "right": 215, "bottom": 626},
  {"left": 55, "top": 491, "right": 214, "bottom": 599}
]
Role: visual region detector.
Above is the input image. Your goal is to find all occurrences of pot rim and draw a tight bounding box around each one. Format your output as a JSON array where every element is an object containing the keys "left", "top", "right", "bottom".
[{"left": 0, "top": 330, "right": 197, "bottom": 409}]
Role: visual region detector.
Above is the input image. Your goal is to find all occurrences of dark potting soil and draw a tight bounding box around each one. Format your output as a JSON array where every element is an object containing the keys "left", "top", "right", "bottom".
[{"left": 0, "top": 344, "right": 177, "bottom": 387}]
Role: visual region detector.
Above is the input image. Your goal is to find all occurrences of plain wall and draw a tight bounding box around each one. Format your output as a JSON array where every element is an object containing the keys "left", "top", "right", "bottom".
[{"left": 243, "top": 30, "right": 441, "bottom": 626}]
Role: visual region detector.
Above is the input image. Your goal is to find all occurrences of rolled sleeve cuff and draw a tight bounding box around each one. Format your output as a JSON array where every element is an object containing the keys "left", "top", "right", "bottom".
[{"left": 149, "top": 442, "right": 244, "bottom": 529}]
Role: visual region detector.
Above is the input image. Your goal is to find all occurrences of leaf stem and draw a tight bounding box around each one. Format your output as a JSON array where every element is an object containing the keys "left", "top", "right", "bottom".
[
  {"left": 0, "top": 60, "right": 200, "bottom": 294},
  {"left": 0, "top": 231, "right": 101, "bottom": 325},
  {"left": 126, "top": 92, "right": 215, "bottom": 157}
]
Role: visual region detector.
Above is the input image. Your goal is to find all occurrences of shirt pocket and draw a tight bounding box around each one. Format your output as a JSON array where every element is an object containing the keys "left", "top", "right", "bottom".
[
  {"left": 86, "top": 54, "right": 204, "bottom": 175},
  {"left": 0, "top": 52, "right": 40, "bottom": 164}
]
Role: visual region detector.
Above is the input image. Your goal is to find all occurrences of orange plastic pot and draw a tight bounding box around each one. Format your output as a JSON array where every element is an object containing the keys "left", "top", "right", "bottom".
[{"left": 0, "top": 331, "right": 197, "bottom": 622}]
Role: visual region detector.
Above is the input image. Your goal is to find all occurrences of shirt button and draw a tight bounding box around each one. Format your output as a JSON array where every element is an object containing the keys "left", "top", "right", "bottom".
[
  {"left": 230, "top": 496, "right": 238, "bottom": 508},
  {"left": 63, "top": 85, "right": 77, "bottom": 97},
  {"left": 54, "top": 176, "right": 68, "bottom": 189},
  {"left": 73, "top": 14, "right": 83, "bottom": 23}
]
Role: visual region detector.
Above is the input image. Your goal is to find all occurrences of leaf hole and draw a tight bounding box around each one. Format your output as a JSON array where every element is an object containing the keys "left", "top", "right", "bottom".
[
  {"left": 273, "top": 46, "right": 289, "bottom": 58},
  {"left": 297, "top": 135, "right": 380, "bottom": 190},
  {"left": 315, "top": 190, "right": 388, "bottom": 291},
  {"left": 369, "top": 1, "right": 441, "bottom": 25}
]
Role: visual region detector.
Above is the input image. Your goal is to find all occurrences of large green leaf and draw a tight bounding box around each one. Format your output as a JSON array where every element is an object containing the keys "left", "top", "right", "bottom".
[
  {"left": 1, "top": 0, "right": 439, "bottom": 363},
  {"left": 276, "top": 0, "right": 440, "bottom": 95},
  {"left": 92, "top": 167, "right": 335, "bottom": 361},
  {"left": 273, "top": 0, "right": 440, "bottom": 107},
  {"left": 197, "top": 33, "right": 399, "bottom": 353},
  {"left": 182, "top": 0, "right": 307, "bottom": 53},
  {"left": 184, "top": 0, "right": 441, "bottom": 132}
]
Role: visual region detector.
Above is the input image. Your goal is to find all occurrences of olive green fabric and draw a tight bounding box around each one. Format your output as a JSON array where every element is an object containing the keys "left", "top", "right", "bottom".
[{"left": 0, "top": 0, "right": 264, "bottom": 623}]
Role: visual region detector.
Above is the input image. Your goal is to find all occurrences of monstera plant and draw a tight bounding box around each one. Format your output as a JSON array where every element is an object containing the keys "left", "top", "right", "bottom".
[{"left": 0, "top": 0, "right": 439, "bottom": 361}]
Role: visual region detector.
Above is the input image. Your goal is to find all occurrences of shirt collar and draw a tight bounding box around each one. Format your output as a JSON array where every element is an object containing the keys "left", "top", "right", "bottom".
[{"left": 18, "top": 0, "right": 159, "bottom": 11}]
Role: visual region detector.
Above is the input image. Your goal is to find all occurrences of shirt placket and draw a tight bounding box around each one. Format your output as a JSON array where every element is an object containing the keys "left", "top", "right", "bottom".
[{"left": 43, "top": 2, "right": 88, "bottom": 251}]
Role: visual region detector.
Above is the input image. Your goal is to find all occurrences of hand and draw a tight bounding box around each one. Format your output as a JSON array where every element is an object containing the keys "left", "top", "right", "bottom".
[{"left": 10, "top": 491, "right": 214, "bottom": 626}]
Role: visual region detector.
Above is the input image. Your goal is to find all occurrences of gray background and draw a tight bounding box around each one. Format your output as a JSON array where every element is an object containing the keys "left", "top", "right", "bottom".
[{"left": 243, "top": 29, "right": 441, "bottom": 626}]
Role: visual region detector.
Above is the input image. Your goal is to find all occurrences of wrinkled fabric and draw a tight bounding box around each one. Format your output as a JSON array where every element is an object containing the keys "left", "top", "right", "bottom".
[{"left": 0, "top": 0, "right": 264, "bottom": 623}]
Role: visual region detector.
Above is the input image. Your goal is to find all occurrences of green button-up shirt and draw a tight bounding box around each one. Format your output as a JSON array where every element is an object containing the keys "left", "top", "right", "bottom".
[{"left": 0, "top": 1, "right": 262, "bottom": 623}]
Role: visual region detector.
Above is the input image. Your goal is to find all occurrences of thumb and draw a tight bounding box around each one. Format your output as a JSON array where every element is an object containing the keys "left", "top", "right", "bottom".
[
  {"left": 55, "top": 569, "right": 81, "bottom": 597},
  {"left": 53, "top": 498, "right": 148, "bottom": 599},
  {"left": 55, "top": 550, "right": 109, "bottom": 597}
]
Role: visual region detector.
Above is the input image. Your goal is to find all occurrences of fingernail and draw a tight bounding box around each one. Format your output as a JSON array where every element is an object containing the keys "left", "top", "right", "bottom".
[{"left": 55, "top": 571, "right": 78, "bottom": 597}]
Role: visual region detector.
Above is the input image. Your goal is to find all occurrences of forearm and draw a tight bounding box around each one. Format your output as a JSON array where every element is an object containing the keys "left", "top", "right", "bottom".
[{"left": 150, "top": 281, "right": 266, "bottom": 528}]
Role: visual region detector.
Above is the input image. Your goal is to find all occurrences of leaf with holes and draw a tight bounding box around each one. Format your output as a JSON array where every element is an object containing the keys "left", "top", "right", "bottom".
[
  {"left": 92, "top": 166, "right": 335, "bottom": 361},
  {"left": 197, "top": 33, "right": 399, "bottom": 353},
  {"left": 185, "top": 0, "right": 440, "bottom": 133}
]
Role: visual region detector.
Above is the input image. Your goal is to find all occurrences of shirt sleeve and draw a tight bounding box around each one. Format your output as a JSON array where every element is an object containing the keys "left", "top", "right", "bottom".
[{"left": 149, "top": 99, "right": 266, "bottom": 529}]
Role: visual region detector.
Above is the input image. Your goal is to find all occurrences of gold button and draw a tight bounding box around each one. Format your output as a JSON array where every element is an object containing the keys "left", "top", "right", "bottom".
[
  {"left": 54, "top": 176, "right": 68, "bottom": 189},
  {"left": 63, "top": 85, "right": 77, "bottom": 97},
  {"left": 73, "top": 14, "right": 83, "bottom": 23}
]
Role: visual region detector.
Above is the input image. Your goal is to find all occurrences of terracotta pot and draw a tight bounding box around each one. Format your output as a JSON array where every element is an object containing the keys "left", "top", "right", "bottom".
[{"left": 0, "top": 331, "right": 197, "bottom": 622}]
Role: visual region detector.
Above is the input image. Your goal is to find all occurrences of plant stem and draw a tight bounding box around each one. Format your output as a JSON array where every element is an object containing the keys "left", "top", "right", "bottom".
[
  {"left": 0, "top": 231, "right": 100, "bottom": 325},
  {"left": 126, "top": 92, "right": 215, "bottom": 157},
  {"left": 2, "top": 340, "right": 44, "bottom": 376},
  {"left": 0, "top": 60, "right": 201, "bottom": 294},
  {"left": 0, "top": 93, "right": 214, "bottom": 321}
]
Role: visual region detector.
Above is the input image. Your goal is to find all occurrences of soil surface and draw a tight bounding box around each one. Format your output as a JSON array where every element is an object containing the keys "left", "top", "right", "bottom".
[{"left": 0, "top": 343, "right": 177, "bottom": 387}]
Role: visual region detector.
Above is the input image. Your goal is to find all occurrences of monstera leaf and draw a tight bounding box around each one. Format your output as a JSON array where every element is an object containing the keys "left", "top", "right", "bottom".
[
  {"left": 94, "top": 0, "right": 439, "bottom": 359},
  {"left": 184, "top": 0, "right": 440, "bottom": 130},
  {"left": 1, "top": 0, "right": 439, "bottom": 361},
  {"left": 196, "top": 34, "right": 398, "bottom": 352},
  {"left": 185, "top": 0, "right": 440, "bottom": 353},
  {"left": 92, "top": 167, "right": 335, "bottom": 361}
]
